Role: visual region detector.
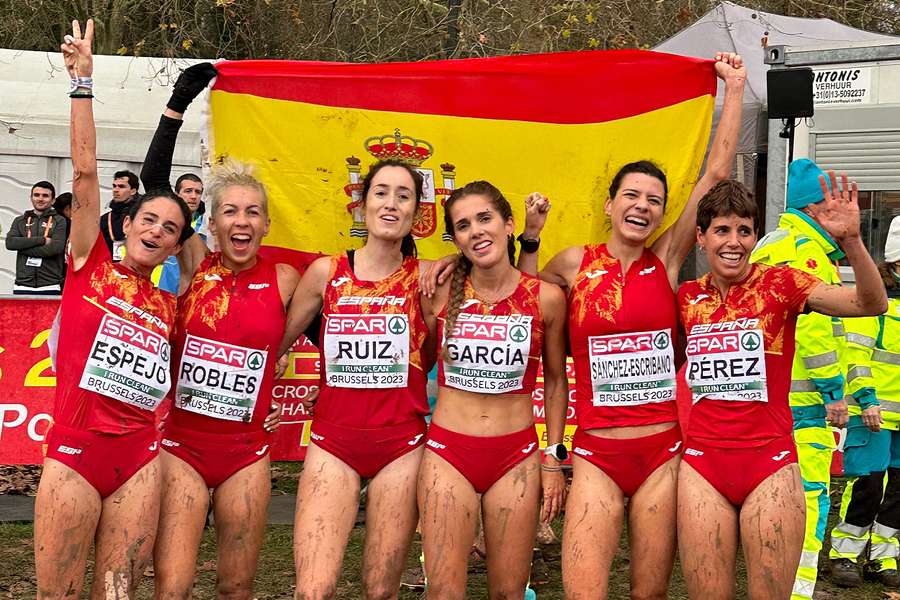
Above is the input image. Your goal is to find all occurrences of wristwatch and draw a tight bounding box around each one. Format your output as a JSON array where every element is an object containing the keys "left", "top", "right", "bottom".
[
  {"left": 543, "top": 443, "right": 568, "bottom": 461},
  {"left": 517, "top": 233, "right": 540, "bottom": 254}
]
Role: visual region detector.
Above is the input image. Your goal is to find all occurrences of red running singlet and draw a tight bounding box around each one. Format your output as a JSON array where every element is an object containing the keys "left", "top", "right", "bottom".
[
  {"left": 316, "top": 254, "right": 429, "bottom": 428},
  {"left": 168, "top": 253, "right": 286, "bottom": 433},
  {"left": 568, "top": 244, "right": 678, "bottom": 429},
  {"left": 677, "top": 264, "right": 820, "bottom": 447},
  {"left": 53, "top": 233, "right": 177, "bottom": 434},
  {"left": 437, "top": 273, "right": 544, "bottom": 395}
]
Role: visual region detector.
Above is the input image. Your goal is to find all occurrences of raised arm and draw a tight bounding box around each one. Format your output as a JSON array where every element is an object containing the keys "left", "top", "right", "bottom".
[
  {"left": 62, "top": 19, "right": 100, "bottom": 270},
  {"left": 806, "top": 172, "right": 888, "bottom": 317},
  {"left": 654, "top": 52, "right": 746, "bottom": 285},
  {"left": 140, "top": 63, "right": 217, "bottom": 194},
  {"left": 516, "top": 192, "right": 550, "bottom": 276},
  {"left": 176, "top": 233, "right": 211, "bottom": 296},
  {"left": 516, "top": 192, "right": 579, "bottom": 290},
  {"left": 278, "top": 257, "right": 329, "bottom": 356}
]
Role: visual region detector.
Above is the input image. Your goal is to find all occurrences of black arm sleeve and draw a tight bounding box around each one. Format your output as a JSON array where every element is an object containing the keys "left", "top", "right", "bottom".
[
  {"left": 140, "top": 114, "right": 183, "bottom": 194},
  {"left": 303, "top": 313, "right": 323, "bottom": 349}
]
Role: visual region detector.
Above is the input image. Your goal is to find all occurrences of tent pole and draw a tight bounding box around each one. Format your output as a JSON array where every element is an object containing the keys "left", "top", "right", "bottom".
[{"left": 787, "top": 119, "right": 795, "bottom": 164}]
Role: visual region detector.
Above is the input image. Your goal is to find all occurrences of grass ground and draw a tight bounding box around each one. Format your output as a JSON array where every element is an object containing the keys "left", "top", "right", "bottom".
[{"left": 0, "top": 467, "right": 889, "bottom": 599}]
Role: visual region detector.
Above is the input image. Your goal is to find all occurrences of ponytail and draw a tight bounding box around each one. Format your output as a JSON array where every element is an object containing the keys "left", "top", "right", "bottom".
[
  {"left": 401, "top": 232, "right": 417, "bottom": 257},
  {"left": 507, "top": 234, "right": 516, "bottom": 265}
]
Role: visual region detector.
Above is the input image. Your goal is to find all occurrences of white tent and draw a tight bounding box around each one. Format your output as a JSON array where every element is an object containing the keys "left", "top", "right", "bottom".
[
  {"left": 654, "top": 1, "right": 899, "bottom": 155},
  {"left": 0, "top": 49, "right": 207, "bottom": 293}
]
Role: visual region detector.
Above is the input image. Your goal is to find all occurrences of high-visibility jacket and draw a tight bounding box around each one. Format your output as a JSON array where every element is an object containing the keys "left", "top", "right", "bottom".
[
  {"left": 751, "top": 209, "right": 847, "bottom": 433},
  {"left": 868, "top": 298, "right": 900, "bottom": 429},
  {"left": 843, "top": 316, "right": 882, "bottom": 419}
]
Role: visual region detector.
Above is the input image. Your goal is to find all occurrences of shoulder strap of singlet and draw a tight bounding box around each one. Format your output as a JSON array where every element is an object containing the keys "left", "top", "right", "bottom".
[{"left": 580, "top": 243, "right": 600, "bottom": 270}]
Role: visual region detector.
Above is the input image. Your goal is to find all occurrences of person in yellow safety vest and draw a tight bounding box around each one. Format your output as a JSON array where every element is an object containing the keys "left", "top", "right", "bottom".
[
  {"left": 751, "top": 158, "right": 851, "bottom": 600},
  {"left": 829, "top": 215, "right": 900, "bottom": 588}
]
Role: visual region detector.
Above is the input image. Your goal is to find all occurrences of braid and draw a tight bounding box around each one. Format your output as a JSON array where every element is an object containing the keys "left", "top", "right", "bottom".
[{"left": 442, "top": 254, "right": 472, "bottom": 359}]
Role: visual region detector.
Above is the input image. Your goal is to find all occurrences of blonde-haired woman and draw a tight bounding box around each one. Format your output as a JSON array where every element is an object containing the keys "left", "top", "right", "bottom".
[{"left": 153, "top": 158, "right": 297, "bottom": 599}]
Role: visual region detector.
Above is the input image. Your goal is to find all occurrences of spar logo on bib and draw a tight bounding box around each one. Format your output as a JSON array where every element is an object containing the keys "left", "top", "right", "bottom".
[
  {"left": 183, "top": 337, "right": 264, "bottom": 370},
  {"left": 686, "top": 320, "right": 768, "bottom": 403},
  {"left": 589, "top": 330, "right": 669, "bottom": 355},
  {"left": 79, "top": 314, "right": 172, "bottom": 411},
  {"left": 323, "top": 313, "right": 410, "bottom": 389},
  {"left": 444, "top": 313, "right": 533, "bottom": 394},
  {"left": 451, "top": 315, "right": 523, "bottom": 341},
  {"left": 587, "top": 328, "right": 675, "bottom": 407},
  {"left": 176, "top": 335, "right": 267, "bottom": 422}
]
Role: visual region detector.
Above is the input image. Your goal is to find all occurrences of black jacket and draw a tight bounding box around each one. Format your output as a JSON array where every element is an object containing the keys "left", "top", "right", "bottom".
[
  {"left": 5, "top": 208, "right": 67, "bottom": 288},
  {"left": 99, "top": 195, "right": 137, "bottom": 257}
]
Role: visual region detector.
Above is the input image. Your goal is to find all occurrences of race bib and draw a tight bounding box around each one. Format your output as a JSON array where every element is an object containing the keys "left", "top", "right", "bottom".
[
  {"left": 175, "top": 334, "right": 267, "bottom": 422},
  {"left": 443, "top": 313, "right": 532, "bottom": 394},
  {"left": 324, "top": 313, "right": 409, "bottom": 388},
  {"left": 588, "top": 329, "right": 675, "bottom": 406},
  {"left": 686, "top": 327, "right": 768, "bottom": 403},
  {"left": 26, "top": 257, "right": 43, "bottom": 267},
  {"left": 112, "top": 240, "right": 126, "bottom": 262},
  {"left": 79, "top": 313, "right": 171, "bottom": 410}
]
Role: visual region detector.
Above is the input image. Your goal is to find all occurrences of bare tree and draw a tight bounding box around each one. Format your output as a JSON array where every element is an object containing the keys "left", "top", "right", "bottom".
[{"left": 0, "top": 1, "right": 897, "bottom": 61}]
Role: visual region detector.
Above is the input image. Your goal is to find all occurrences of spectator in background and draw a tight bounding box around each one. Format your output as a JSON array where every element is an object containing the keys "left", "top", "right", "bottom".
[
  {"left": 54, "top": 192, "right": 74, "bottom": 285},
  {"left": 174, "top": 173, "right": 210, "bottom": 243},
  {"left": 54, "top": 192, "right": 73, "bottom": 237},
  {"left": 99, "top": 169, "right": 139, "bottom": 261},
  {"left": 5, "top": 181, "right": 67, "bottom": 295}
]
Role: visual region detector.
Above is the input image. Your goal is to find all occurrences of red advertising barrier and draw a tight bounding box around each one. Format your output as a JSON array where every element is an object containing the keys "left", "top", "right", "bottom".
[
  {"left": 0, "top": 297, "right": 318, "bottom": 465},
  {"left": 0, "top": 298, "right": 578, "bottom": 465},
  {"left": 532, "top": 359, "right": 578, "bottom": 463},
  {"left": 0, "top": 298, "right": 57, "bottom": 465}
]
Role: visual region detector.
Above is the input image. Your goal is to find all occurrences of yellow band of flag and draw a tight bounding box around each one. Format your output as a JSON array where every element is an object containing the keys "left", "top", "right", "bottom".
[{"left": 209, "top": 51, "right": 716, "bottom": 264}]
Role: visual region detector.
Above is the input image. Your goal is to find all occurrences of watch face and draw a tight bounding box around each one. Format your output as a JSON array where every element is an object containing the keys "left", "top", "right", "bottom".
[{"left": 547, "top": 443, "right": 567, "bottom": 460}]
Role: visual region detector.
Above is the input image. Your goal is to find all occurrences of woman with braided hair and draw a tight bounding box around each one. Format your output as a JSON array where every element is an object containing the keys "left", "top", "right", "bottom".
[{"left": 419, "top": 180, "right": 568, "bottom": 598}]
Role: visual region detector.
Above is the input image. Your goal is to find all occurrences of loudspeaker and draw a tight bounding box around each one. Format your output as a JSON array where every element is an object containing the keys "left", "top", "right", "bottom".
[{"left": 767, "top": 68, "right": 814, "bottom": 119}]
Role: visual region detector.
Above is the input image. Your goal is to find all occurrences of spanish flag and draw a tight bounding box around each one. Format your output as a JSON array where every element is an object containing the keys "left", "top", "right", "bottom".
[{"left": 209, "top": 51, "right": 716, "bottom": 265}]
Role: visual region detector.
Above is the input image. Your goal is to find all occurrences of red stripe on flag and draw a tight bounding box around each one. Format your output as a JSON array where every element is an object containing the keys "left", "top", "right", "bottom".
[
  {"left": 213, "top": 50, "right": 715, "bottom": 125},
  {"left": 259, "top": 245, "right": 322, "bottom": 274}
]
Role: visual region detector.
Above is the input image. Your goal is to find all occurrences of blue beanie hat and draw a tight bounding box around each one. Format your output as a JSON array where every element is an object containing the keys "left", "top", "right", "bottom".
[{"left": 786, "top": 158, "right": 832, "bottom": 210}]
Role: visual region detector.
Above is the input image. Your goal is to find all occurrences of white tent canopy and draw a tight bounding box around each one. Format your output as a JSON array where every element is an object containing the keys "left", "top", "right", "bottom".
[
  {"left": 654, "top": 1, "right": 899, "bottom": 153},
  {"left": 0, "top": 50, "right": 207, "bottom": 294},
  {"left": 0, "top": 50, "right": 206, "bottom": 165}
]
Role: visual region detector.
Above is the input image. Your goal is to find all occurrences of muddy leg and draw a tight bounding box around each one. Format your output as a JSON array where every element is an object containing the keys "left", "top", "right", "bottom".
[
  {"left": 481, "top": 453, "right": 541, "bottom": 600},
  {"left": 561, "top": 457, "right": 625, "bottom": 600},
  {"left": 677, "top": 462, "right": 738, "bottom": 600},
  {"left": 418, "top": 450, "right": 479, "bottom": 600},
  {"left": 90, "top": 457, "right": 162, "bottom": 600},
  {"left": 361, "top": 447, "right": 423, "bottom": 600},
  {"left": 34, "top": 458, "right": 102, "bottom": 599},
  {"left": 293, "top": 444, "right": 360, "bottom": 600},
  {"left": 740, "top": 464, "right": 805, "bottom": 600}
]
